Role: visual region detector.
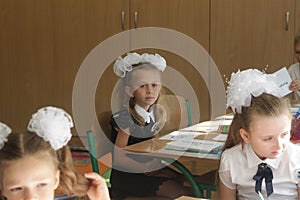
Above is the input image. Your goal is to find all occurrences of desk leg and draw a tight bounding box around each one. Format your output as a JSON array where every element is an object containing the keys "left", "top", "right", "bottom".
[{"left": 163, "top": 158, "right": 202, "bottom": 198}]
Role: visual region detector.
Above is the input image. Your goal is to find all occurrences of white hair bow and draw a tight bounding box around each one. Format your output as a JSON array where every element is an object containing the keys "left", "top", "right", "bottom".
[
  {"left": 226, "top": 69, "right": 281, "bottom": 113},
  {"left": 0, "top": 122, "right": 12, "bottom": 149},
  {"left": 28, "top": 106, "right": 73, "bottom": 150},
  {"left": 113, "top": 52, "right": 166, "bottom": 78}
]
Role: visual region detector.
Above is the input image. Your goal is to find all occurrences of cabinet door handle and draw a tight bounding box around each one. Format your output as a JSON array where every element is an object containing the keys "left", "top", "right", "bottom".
[
  {"left": 134, "top": 11, "right": 138, "bottom": 29},
  {"left": 121, "top": 11, "right": 125, "bottom": 30},
  {"left": 285, "top": 11, "right": 290, "bottom": 31}
]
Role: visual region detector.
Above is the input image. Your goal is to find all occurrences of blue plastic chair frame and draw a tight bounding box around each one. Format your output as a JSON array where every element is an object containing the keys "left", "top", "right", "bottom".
[
  {"left": 87, "top": 130, "right": 112, "bottom": 187},
  {"left": 185, "top": 99, "right": 192, "bottom": 126},
  {"left": 198, "top": 184, "right": 217, "bottom": 199},
  {"left": 87, "top": 130, "right": 100, "bottom": 174}
]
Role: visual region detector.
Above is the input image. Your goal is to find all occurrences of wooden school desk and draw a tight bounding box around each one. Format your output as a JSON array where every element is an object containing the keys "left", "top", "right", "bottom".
[
  {"left": 122, "top": 134, "right": 220, "bottom": 198},
  {"left": 122, "top": 115, "right": 232, "bottom": 198},
  {"left": 122, "top": 133, "right": 221, "bottom": 175}
]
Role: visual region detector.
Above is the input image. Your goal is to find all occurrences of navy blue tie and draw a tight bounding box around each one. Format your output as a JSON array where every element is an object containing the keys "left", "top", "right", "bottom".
[{"left": 253, "top": 163, "right": 273, "bottom": 197}]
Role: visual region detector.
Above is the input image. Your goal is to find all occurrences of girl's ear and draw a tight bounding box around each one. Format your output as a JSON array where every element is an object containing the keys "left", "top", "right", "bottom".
[
  {"left": 54, "top": 170, "right": 60, "bottom": 190},
  {"left": 240, "top": 128, "right": 250, "bottom": 143},
  {"left": 125, "top": 86, "right": 134, "bottom": 97}
]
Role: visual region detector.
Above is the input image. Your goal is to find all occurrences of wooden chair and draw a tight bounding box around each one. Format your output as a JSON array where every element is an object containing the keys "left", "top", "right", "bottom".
[{"left": 157, "top": 95, "right": 192, "bottom": 136}]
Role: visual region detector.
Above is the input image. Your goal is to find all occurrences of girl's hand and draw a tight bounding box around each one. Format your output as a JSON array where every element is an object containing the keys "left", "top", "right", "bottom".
[
  {"left": 84, "top": 172, "right": 110, "bottom": 200},
  {"left": 289, "top": 80, "right": 300, "bottom": 91}
]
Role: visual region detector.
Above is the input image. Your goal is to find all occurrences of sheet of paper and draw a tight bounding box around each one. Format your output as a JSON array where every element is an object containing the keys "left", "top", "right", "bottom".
[
  {"left": 212, "top": 134, "right": 228, "bottom": 141},
  {"left": 180, "top": 124, "right": 219, "bottom": 132},
  {"left": 165, "top": 139, "right": 224, "bottom": 153},
  {"left": 180, "top": 120, "right": 231, "bottom": 132},
  {"left": 214, "top": 114, "right": 234, "bottom": 120},
  {"left": 268, "top": 67, "right": 292, "bottom": 97},
  {"left": 159, "top": 131, "right": 204, "bottom": 140},
  {"left": 198, "top": 120, "right": 232, "bottom": 126},
  {"left": 156, "top": 148, "right": 221, "bottom": 159}
]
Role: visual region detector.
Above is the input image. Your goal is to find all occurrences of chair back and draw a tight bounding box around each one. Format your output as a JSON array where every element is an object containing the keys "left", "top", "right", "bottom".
[
  {"left": 157, "top": 95, "right": 192, "bottom": 135},
  {"left": 98, "top": 111, "right": 113, "bottom": 140}
]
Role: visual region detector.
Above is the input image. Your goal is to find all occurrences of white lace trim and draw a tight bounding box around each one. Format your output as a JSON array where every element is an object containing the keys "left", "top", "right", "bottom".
[
  {"left": 113, "top": 52, "right": 166, "bottom": 78},
  {"left": 226, "top": 69, "right": 281, "bottom": 113},
  {"left": 27, "top": 106, "right": 73, "bottom": 150},
  {"left": 0, "top": 122, "right": 12, "bottom": 149}
]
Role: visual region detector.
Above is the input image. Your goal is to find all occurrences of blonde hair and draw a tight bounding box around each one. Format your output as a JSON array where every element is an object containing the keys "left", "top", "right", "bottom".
[
  {"left": 118, "top": 62, "right": 166, "bottom": 127},
  {"left": 0, "top": 132, "right": 89, "bottom": 198},
  {"left": 224, "top": 93, "right": 291, "bottom": 150}
]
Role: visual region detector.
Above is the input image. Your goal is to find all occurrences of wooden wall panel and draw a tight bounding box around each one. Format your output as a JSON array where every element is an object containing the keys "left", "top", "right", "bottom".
[
  {"left": 211, "top": 0, "right": 295, "bottom": 80},
  {"left": 0, "top": 0, "right": 55, "bottom": 131}
]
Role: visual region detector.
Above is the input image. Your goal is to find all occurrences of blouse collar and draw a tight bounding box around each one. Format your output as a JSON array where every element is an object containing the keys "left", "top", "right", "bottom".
[{"left": 134, "top": 104, "right": 155, "bottom": 123}]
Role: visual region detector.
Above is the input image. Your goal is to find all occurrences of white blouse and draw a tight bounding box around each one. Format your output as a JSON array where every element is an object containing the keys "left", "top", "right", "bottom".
[{"left": 219, "top": 143, "right": 300, "bottom": 200}]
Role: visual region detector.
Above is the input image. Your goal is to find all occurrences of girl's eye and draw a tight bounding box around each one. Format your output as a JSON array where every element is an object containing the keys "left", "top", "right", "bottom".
[
  {"left": 139, "top": 84, "right": 145, "bottom": 88},
  {"left": 263, "top": 137, "right": 272, "bottom": 142},
  {"left": 281, "top": 132, "right": 289, "bottom": 138},
  {"left": 152, "top": 83, "right": 158, "bottom": 87},
  {"left": 10, "top": 187, "right": 22, "bottom": 192},
  {"left": 37, "top": 183, "right": 47, "bottom": 188}
]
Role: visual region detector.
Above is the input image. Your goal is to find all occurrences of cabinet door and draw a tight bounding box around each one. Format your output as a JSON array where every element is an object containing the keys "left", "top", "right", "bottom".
[
  {"left": 211, "top": 0, "right": 295, "bottom": 79},
  {"left": 129, "top": 0, "right": 211, "bottom": 122},
  {"left": 0, "top": 0, "right": 128, "bottom": 131},
  {"left": 0, "top": 0, "right": 55, "bottom": 131}
]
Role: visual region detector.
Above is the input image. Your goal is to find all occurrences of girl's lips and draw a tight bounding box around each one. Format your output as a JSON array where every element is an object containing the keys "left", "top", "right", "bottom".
[{"left": 146, "top": 97, "right": 155, "bottom": 100}]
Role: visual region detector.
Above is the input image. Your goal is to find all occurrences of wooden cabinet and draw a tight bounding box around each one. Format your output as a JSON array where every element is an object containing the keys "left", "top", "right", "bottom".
[
  {"left": 0, "top": 0, "right": 128, "bottom": 131},
  {"left": 1, "top": 0, "right": 299, "bottom": 133},
  {"left": 210, "top": 0, "right": 296, "bottom": 79},
  {"left": 0, "top": 0, "right": 55, "bottom": 131},
  {"left": 296, "top": 0, "right": 300, "bottom": 50},
  {"left": 96, "top": 0, "right": 211, "bottom": 125}
]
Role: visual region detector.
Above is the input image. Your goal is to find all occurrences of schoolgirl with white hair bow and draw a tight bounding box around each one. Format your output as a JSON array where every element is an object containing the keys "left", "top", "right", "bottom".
[
  {"left": 110, "top": 52, "right": 192, "bottom": 199},
  {"left": 0, "top": 107, "right": 110, "bottom": 200},
  {"left": 219, "top": 68, "right": 300, "bottom": 200}
]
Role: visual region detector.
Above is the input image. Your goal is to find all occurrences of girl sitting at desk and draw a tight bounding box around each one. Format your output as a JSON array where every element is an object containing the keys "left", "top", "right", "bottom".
[
  {"left": 219, "top": 69, "right": 300, "bottom": 199},
  {"left": 110, "top": 52, "right": 191, "bottom": 199}
]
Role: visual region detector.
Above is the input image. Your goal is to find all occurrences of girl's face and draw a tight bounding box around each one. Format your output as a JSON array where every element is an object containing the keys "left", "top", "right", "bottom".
[
  {"left": 1, "top": 155, "right": 60, "bottom": 200},
  {"left": 240, "top": 114, "right": 291, "bottom": 160},
  {"left": 127, "top": 68, "right": 161, "bottom": 110}
]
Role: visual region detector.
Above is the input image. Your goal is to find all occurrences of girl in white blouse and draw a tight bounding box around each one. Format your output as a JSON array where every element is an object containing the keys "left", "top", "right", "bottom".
[{"left": 219, "top": 69, "right": 300, "bottom": 200}]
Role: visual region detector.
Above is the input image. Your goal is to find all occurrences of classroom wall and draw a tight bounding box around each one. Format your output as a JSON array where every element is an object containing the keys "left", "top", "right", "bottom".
[{"left": 0, "top": 1, "right": 299, "bottom": 139}]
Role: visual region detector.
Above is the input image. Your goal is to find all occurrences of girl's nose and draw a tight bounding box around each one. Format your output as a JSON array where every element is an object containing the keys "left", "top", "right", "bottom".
[
  {"left": 274, "top": 138, "right": 283, "bottom": 150},
  {"left": 145, "top": 85, "right": 152, "bottom": 93},
  {"left": 24, "top": 189, "right": 37, "bottom": 200}
]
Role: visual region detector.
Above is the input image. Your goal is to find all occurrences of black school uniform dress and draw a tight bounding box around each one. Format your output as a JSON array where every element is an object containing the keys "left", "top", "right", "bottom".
[{"left": 109, "top": 106, "right": 176, "bottom": 197}]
